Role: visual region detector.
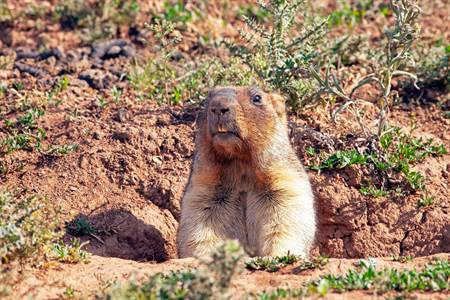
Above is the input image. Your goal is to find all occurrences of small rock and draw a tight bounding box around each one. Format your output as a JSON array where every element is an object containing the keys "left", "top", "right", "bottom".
[
  {"left": 111, "top": 131, "right": 131, "bottom": 143},
  {"left": 93, "top": 131, "right": 104, "bottom": 140},
  {"left": 121, "top": 45, "right": 136, "bottom": 58},
  {"left": 152, "top": 156, "right": 163, "bottom": 165},
  {"left": 79, "top": 69, "right": 106, "bottom": 90},
  {"left": 106, "top": 45, "right": 122, "bottom": 57},
  {"left": 114, "top": 108, "right": 129, "bottom": 123}
]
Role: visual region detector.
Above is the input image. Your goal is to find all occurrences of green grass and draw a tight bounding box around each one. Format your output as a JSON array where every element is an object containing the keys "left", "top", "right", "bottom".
[
  {"left": 54, "top": 0, "right": 139, "bottom": 42},
  {"left": 46, "top": 75, "right": 70, "bottom": 104},
  {"left": 110, "top": 86, "right": 122, "bottom": 104},
  {"left": 259, "top": 258, "right": 449, "bottom": 298},
  {"left": 1, "top": 106, "right": 47, "bottom": 156},
  {"left": 97, "top": 245, "right": 448, "bottom": 300},
  {"left": 227, "top": 0, "right": 328, "bottom": 109}
]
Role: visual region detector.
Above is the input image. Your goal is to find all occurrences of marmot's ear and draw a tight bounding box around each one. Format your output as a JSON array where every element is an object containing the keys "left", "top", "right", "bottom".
[{"left": 270, "top": 93, "right": 287, "bottom": 119}]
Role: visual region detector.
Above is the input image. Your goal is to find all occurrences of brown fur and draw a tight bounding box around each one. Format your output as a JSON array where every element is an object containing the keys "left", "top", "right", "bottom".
[{"left": 177, "top": 86, "right": 316, "bottom": 258}]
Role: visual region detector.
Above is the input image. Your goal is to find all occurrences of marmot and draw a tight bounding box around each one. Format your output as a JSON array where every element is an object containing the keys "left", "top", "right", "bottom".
[{"left": 177, "top": 86, "right": 315, "bottom": 258}]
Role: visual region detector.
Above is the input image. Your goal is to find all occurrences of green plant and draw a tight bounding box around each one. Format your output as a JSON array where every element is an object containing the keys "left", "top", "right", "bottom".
[
  {"left": 110, "top": 86, "right": 122, "bottom": 104},
  {"left": 328, "top": 0, "right": 374, "bottom": 28},
  {"left": 54, "top": 0, "right": 140, "bottom": 42},
  {"left": 258, "top": 258, "right": 449, "bottom": 298},
  {"left": 46, "top": 143, "right": 79, "bottom": 156},
  {"left": 310, "top": 149, "right": 366, "bottom": 170},
  {"left": 245, "top": 252, "right": 300, "bottom": 272},
  {"left": 66, "top": 216, "right": 96, "bottom": 236},
  {"left": 46, "top": 75, "right": 70, "bottom": 104},
  {"left": 391, "top": 255, "right": 413, "bottom": 263},
  {"left": 1, "top": 106, "right": 47, "bottom": 155},
  {"left": 310, "top": 127, "right": 447, "bottom": 195},
  {"left": 12, "top": 81, "right": 24, "bottom": 91},
  {"left": 312, "top": 0, "right": 421, "bottom": 136},
  {"left": 4, "top": 107, "right": 44, "bottom": 129},
  {"left": 411, "top": 42, "right": 450, "bottom": 92},
  {"left": 160, "top": 0, "right": 192, "bottom": 24},
  {"left": 228, "top": 0, "right": 328, "bottom": 110},
  {"left": 54, "top": 0, "right": 91, "bottom": 30},
  {"left": 418, "top": 193, "right": 434, "bottom": 207},
  {"left": 62, "top": 286, "right": 77, "bottom": 298},
  {"left": 246, "top": 253, "right": 329, "bottom": 273},
  {"left": 359, "top": 185, "right": 389, "bottom": 197},
  {"left": 0, "top": 190, "right": 62, "bottom": 264},
  {"left": 98, "top": 96, "right": 108, "bottom": 109},
  {"left": 97, "top": 240, "right": 244, "bottom": 299},
  {"left": 129, "top": 20, "right": 256, "bottom": 105},
  {"left": 51, "top": 238, "right": 90, "bottom": 263}
]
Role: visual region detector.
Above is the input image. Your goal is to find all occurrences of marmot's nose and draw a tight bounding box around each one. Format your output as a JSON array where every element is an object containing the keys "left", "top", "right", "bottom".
[
  {"left": 211, "top": 107, "right": 230, "bottom": 115},
  {"left": 210, "top": 98, "right": 234, "bottom": 116}
]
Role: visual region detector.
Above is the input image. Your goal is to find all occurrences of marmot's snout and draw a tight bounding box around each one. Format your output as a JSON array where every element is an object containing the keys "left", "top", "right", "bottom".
[{"left": 207, "top": 89, "right": 244, "bottom": 156}]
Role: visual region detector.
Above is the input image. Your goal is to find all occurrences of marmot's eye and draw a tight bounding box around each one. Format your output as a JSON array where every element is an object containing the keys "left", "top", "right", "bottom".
[{"left": 252, "top": 94, "right": 262, "bottom": 105}]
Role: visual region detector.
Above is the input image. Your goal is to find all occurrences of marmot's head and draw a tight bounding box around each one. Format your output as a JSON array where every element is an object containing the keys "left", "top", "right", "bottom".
[{"left": 203, "top": 86, "right": 287, "bottom": 159}]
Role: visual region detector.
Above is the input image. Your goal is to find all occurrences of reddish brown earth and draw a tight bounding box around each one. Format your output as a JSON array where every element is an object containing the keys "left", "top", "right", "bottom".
[
  {"left": 0, "top": 0, "right": 449, "bottom": 299},
  {"left": 16, "top": 253, "right": 450, "bottom": 299}
]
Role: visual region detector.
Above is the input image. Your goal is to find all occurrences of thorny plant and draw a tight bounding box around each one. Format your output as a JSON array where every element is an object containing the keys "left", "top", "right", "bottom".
[
  {"left": 227, "top": 0, "right": 329, "bottom": 109},
  {"left": 311, "top": 0, "right": 421, "bottom": 137}
]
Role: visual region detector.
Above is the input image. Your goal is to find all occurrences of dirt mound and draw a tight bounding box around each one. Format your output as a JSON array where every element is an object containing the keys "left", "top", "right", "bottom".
[{"left": 5, "top": 89, "right": 449, "bottom": 261}]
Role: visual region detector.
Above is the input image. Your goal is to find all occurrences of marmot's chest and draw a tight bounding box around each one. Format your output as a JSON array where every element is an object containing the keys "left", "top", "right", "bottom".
[{"left": 211, "top": 173, "right": 266, "bottom": 256}]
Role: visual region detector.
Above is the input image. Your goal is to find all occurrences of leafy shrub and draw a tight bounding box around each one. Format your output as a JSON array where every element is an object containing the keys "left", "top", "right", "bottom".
[
  {"left": 160, "top": 0, "right": 193, "bottom": 24},
  {"left": 413, "top": 43, "right": 450, "bottom": 91},
  {"left": 0, "top": 190, "right": 62, "bottom": 264},
  {"left": 54, "top": 0, "right": 91, "bottom": 30}
]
